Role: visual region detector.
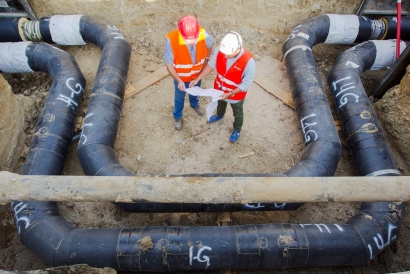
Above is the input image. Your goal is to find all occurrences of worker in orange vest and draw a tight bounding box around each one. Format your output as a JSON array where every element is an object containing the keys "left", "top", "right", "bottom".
[
  {"left": 164, "top": 15, "right": 214, "bottom": 130},
  {"left": 189, "top": 31, "right": 255, "bottom": 143}
]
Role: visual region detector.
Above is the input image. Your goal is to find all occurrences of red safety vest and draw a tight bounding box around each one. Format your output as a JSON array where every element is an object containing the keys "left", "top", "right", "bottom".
[
  {"left": 214, "top": 49, "right": 253, "bottom": 101},
  {"left": 166, "top": 27, "right": 207, "bottom": 82}
]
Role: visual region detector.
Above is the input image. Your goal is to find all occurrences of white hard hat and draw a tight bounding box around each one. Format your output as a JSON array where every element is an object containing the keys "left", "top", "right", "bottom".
[{"left": 220, "top": 31, "right": 242, "bottom": 55}]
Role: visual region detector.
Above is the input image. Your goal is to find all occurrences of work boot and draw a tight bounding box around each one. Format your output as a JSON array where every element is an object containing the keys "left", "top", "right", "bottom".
[
  {"left": 174, "top": 118, "right": 182, "bottom": 130},
  {"left": 208, "top": 114, "right": 223, "bottom": 123},
  {"left": 230, "top": 130, "right": 240, "bottom": 143},
  {"left": 193, "top": 106, "right": 205, "bottom": 116}
]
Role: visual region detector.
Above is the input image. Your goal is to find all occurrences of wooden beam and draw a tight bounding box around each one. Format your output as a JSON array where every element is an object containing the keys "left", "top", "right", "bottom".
[
  {"left": 124, "top": 66, "right": 169, "bottom": 100},
  {"left": 1, "top": 171, "right": 409, "bottom": 204},
  {"left": 253, "top": 75, "right": 295, "bottom": 109}
]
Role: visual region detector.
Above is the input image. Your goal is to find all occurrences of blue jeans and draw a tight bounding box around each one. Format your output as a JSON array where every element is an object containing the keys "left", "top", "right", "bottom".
[{"left": 173, "top": 80, "right": 202, "bottom": 119}]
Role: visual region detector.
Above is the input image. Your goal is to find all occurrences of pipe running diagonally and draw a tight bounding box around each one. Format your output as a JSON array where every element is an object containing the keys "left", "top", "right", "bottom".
[{"left": 0, "top": 13, "right": 407, "bottom": 271}]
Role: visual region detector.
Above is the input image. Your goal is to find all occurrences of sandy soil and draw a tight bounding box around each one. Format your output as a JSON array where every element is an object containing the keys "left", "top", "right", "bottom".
[{"left": 1, "top": 25, "right": 410, "bottom": 274}]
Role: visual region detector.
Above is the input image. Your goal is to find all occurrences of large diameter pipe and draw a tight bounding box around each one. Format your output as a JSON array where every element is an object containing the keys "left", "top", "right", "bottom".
[
  {"left": 328, "top": 40, "right": 407, "bottom": 176},
  {"left": 2, "top": 171, "right": 410, "bottom": 203},
  {"left": 327, "top": 38, "right": 407, "bottom": 264},
  {"left": 0, "top": 40, "right": 85, "bottom": 267}
]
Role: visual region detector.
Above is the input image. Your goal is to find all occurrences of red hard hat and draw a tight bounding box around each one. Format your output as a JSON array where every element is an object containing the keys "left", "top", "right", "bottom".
[{"left": 178, "top": 15, "right": 199, "bottom": 40}]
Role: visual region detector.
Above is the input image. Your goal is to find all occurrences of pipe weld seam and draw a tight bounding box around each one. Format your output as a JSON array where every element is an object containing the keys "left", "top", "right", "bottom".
[
  {"left": 370, "top": 20, "right": 386, "bottom": 40},
  {"left": 21, "top": 20, "right": 42, "bottom": 41}
]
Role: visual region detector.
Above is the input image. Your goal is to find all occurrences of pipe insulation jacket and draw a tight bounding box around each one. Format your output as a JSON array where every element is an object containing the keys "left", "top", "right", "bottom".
[
  {"left": 0, "top": 42, "right": 33, "bottom": 73},
  {"left": 371, "top": 40, "right": 407, "bottom": 70},
  {"left": 49, "top": 15, "right": 86, "bottom": 45},
  {"left": 0, "top": 13, "right": 405, "bottom": 271}
]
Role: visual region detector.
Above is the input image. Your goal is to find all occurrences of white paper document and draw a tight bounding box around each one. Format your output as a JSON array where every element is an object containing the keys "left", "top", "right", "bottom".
[{"left": 185, "top": 87, "right": 224, "bottom": 121}]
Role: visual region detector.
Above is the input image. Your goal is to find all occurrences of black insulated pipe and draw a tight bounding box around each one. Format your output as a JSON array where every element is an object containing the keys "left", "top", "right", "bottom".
[
  {"left": 75, "top": 16, "right": 135, "bottom": 176},
  {"left": 279, "top": 14, "right": 404, "bottom": 269},
  {"left": 2, "top": 14, "right": 405, "bottom": 271},
  {"left": 327, "top": 39, "right": 406, "bottom": 261},
  {"left": 0, "top": 17, "right": 24, "bottom": 42},
  {"left": 328, "top": 40, "right": 406, "bottom": 176},
  {"left": 116, "top": 202, "right": 303, "bottom": 213},
  {"left": 282, "top": 15, "right": 342, "bottom": 178},
  {"left": 21, "top": 43, "right": 85, "bottom": 175},
  {"left": 379, "top": 16, "right": 410, "bottom": 41},
  {"left": 0, "top": 41, "right": 85, "bottom": 264}
]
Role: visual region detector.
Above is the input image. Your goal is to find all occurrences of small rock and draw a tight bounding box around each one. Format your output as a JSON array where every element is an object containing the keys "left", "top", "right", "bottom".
[
  {"left": 65, "top": 201, "right": 75, "bottom": 207},
  {"left": 24, "top": 121, "right": 30, "bottom": 132},
  {"left": 176, "top": 139, "right": 183, "bottom": 144},
  {"left": 258, "top": 30, "right": 264, "bottom": 35},
  {"left": 137, "top": 155, "right": 142, "bottom": 161},
  {"left": 20, "top": 145, "right": 29, "bottom": 159},
  {"left": 254, "top": 54, "right": 261, "bottom": 60},
  {"left": 23, "top": 89, "right": 31, "bottom": 96}
]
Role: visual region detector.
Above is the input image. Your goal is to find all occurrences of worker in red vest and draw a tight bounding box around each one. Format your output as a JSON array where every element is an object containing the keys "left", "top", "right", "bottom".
[
  {"left": 189, "top": 31, "right": 255, "bottom": 143},
  {"left": 164, "top": 15, "right": 214, "bottom": 130}
]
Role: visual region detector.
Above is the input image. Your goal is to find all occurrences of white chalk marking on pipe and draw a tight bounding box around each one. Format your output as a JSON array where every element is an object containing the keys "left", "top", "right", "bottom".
[
  {"left": 346, "top": 61, "right": 359, "bottom": 68},
  {"left": 296, "top": 32, "right": 310, "bottom": 40}
]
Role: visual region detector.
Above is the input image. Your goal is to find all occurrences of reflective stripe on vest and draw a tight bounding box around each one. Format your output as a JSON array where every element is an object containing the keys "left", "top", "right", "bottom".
[
  {"left": 166, "top": 27, "right": 207, "bottom": 82},
  {"left": 214, "top": 49, "right": 253, "bottom": 101}
]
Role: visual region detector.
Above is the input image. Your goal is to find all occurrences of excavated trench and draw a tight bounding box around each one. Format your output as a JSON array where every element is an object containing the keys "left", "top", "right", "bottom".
[{"left": 0, "top": 11, "right": 410, "bottom": 270}]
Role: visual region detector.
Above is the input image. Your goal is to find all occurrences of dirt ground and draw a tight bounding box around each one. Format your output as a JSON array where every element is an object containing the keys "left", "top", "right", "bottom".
[{"left": 1, "top": 19, "right": 410, "bottom": 274}]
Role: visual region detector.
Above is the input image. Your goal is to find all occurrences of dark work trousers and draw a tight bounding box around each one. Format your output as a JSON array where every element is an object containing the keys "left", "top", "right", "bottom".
[{"left": 216, "top": 99, "right": 245, "bottom": 132}]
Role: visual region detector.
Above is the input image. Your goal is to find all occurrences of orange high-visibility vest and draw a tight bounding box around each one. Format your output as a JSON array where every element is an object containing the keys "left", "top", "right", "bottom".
[
  {"left": 166, "top": 27, "right": 207, "bottom": 82},
  {"left": 214, "top": 49, "right": 253, "bottom": 101}
]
